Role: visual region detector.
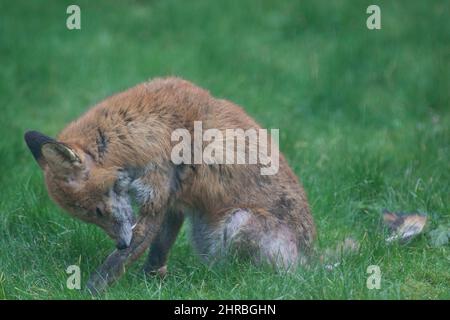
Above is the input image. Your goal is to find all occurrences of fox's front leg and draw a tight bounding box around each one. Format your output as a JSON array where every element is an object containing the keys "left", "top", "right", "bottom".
[{"left": 143, "top": 210, "right": 184, "bottom": 276}]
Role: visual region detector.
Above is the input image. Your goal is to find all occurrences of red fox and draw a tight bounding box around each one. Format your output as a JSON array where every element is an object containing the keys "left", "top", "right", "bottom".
[{"left": 24, "top": 77, "right": 316, "bottom": 293}]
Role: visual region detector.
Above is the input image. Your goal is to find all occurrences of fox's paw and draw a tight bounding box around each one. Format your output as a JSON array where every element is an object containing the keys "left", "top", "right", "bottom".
[
  {"left": 86, "top": 272, "right": 110, "bottom": 296},
  {"left": 144, "top": 265, "right": 168, "bottom": 278}
]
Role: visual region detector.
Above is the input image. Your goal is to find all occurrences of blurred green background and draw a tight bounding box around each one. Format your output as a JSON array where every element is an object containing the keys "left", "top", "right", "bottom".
[{"left": 0, "top": 0, "right": 449, "bottom": 299}]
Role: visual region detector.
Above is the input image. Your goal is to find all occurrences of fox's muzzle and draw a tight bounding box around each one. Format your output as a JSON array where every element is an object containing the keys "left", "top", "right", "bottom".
[
  {"left": 114, "top": 218, "right": 134, "bottom": 250},
  {"left": 116, "top": 238, "right": 130, "bottom": 250}
]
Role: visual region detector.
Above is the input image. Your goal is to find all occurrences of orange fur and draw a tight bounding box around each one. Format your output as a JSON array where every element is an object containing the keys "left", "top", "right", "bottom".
[{"left": 25, "top": 77, "right": 316, "bottom": 291}]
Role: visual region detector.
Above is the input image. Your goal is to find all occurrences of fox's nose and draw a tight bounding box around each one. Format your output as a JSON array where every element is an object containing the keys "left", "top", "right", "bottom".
[{"left": 116, "top": 239, "right": 129, "bottom": 250}]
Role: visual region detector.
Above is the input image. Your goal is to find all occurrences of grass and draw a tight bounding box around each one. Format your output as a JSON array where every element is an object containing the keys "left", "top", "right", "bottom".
[{"left": 0, "top": 0, "right": 449, "bottom": 299}]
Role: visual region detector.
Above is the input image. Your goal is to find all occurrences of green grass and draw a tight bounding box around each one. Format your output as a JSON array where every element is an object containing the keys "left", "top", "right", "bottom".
[{"left": 0, "top": 0, "right": 449, "bottom": 299}]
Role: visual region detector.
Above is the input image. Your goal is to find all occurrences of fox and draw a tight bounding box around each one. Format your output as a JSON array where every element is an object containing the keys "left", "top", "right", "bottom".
[{"left": 24, "top": 77, "right": 316, "bottom": 293}]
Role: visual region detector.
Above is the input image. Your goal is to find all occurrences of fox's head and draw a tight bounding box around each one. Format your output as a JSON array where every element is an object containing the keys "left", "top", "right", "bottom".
[{"left": 24, "top": 131, "right": 136, "bottom": 250}]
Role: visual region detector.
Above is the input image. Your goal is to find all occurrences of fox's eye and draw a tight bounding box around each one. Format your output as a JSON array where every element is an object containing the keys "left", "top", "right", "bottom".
[{"left": 95, "top": 207, "right": 104, "bottom": 218}]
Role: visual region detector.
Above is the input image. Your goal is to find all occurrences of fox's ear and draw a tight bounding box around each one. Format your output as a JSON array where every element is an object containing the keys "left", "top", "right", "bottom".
[
  {"left": 41, "top": 142, "right": 83, "bottom": 176},
  {"left": 24, "top": 131, "right": 56, "bottom": 168},
  {"left": 24, "top": 130, "right": 83, "bottom": 175}
]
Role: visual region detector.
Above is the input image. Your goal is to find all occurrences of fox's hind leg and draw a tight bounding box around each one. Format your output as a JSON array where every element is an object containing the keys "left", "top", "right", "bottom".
[
  {"left": 193, "top": 208, "right": 300, "bottom": 270},
  {"left": 221, "top": 208, "right": 300, "bottom": 270},
  {"left": 143, "top": 210, "right": 184, "bottom": 276}
]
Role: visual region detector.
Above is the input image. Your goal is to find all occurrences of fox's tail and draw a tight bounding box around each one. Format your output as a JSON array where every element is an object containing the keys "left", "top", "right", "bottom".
[{"left": 316, "top": 211, "right": 428, "bottom": 270}]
